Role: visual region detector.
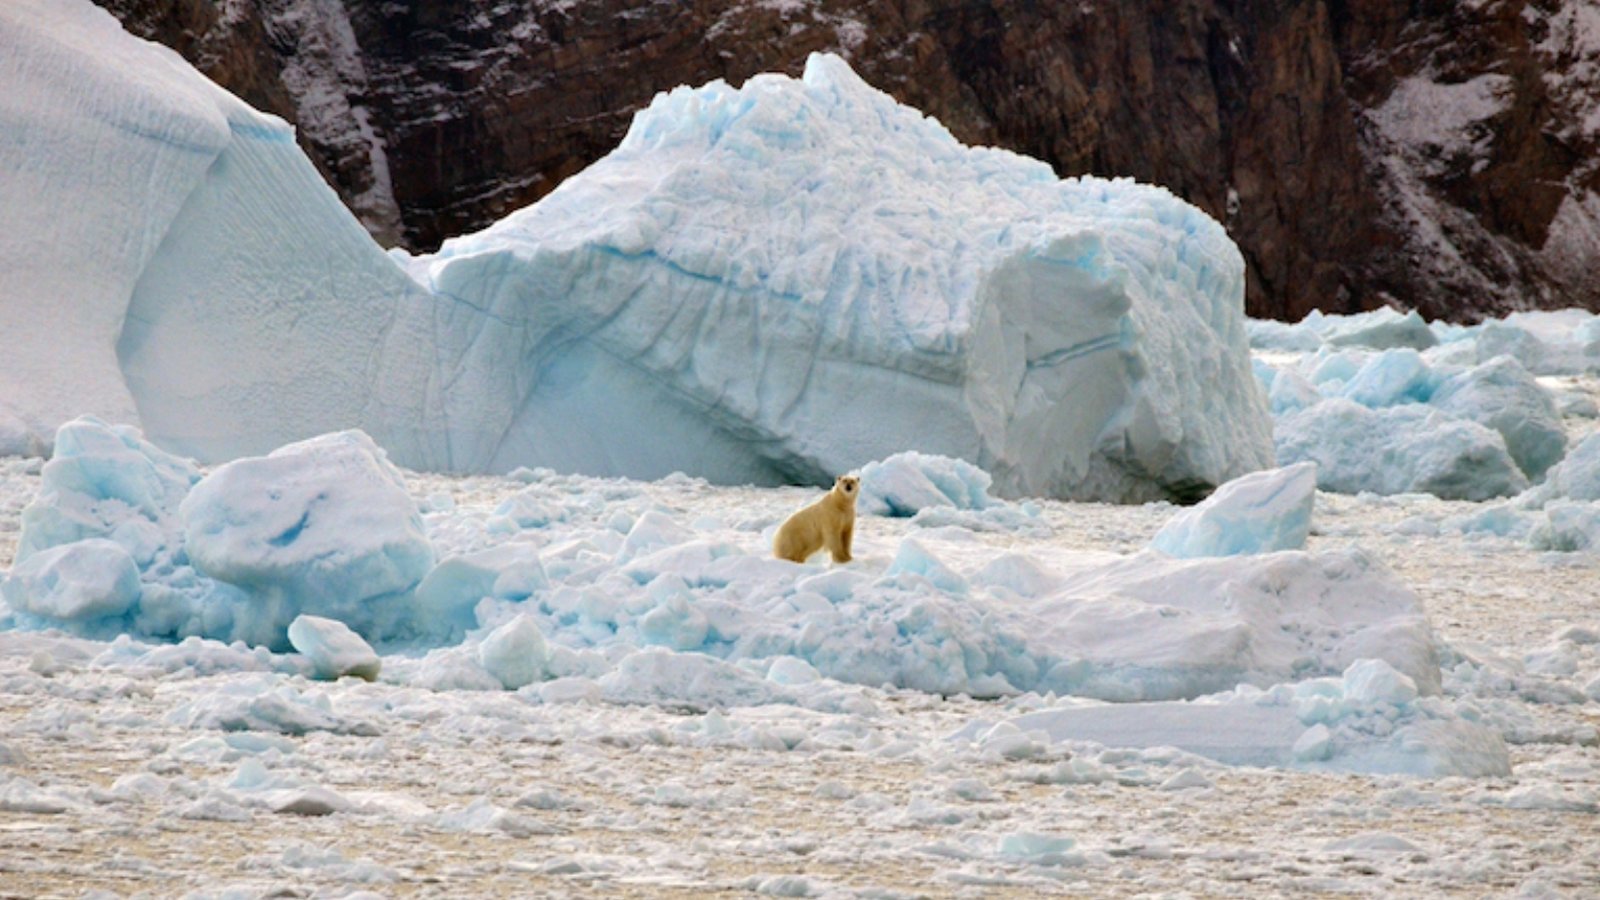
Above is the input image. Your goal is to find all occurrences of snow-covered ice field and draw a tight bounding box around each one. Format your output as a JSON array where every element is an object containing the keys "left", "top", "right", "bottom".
[{"left": 1, "top": 438, "right": 1597, "bottom": 897}]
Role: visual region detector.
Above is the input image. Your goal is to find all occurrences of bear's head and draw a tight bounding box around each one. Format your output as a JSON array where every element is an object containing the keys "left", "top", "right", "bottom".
[{"left": 835, "top": 475, "right": 859, "bottom": 499}]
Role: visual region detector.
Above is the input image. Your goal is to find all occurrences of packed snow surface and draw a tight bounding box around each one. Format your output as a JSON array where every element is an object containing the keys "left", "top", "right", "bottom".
[{"left": 1, "top": 0, "right": 1271, "bottom": 502}]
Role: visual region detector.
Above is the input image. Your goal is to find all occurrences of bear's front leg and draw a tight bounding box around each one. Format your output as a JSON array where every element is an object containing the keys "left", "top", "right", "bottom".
[{"left": 832, "top": 523, "right": 853, "bottom": 563}]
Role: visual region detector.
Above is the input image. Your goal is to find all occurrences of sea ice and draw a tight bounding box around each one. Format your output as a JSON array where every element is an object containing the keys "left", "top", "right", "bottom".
[
  {"left": 959, "top": 657, "right": 1507, "bottom": 777},
  {"left": 1149, "top": 462, "right": 1316, "bottom": 558},
  {"left": 1430, "top": 356, "right": 1565, "bottom": 480}
]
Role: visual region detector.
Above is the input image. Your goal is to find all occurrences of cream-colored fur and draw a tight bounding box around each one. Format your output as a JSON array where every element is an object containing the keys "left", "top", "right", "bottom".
[{"left": 773, "top": 475, "right": 859, "bottom": 564}]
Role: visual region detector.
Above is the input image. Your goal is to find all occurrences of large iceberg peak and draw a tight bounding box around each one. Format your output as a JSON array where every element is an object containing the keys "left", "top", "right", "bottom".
[
  {"left": 421, "top": 52, "right": 1272, "bottom": 501},
  {"left": 5, "top": 12, "right": 1270, "bottom": 502}
]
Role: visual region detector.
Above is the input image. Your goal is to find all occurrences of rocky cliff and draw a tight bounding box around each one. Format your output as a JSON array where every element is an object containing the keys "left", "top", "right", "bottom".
[{"left": 95, "top": 0, "right": 1600, "bottom": 322}]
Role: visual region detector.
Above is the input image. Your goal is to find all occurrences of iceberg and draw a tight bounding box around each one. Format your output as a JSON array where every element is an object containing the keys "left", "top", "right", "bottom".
[
  {"left": 412, "top": 53, "right": 1272, "bottom": 501},
  {"left": 4, "top": 3, "right": 1272, "bottom": 503},
  {"left": 0, "top": 0, "right": 462, "bottom": 465}
]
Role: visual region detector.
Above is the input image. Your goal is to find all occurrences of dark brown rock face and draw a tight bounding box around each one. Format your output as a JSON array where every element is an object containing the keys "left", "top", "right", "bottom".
[{"left": 97, "top": 0, "right": 1600, "bottom": 322}]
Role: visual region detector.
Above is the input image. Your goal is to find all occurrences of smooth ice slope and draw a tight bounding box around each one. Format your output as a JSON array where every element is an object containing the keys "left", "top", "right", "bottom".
[
  {"left": 413, "top": 52, "right": 1273, "bottom": 501},
  {"left": 0, "top": 0, "right": 478, "bottom": 466}
]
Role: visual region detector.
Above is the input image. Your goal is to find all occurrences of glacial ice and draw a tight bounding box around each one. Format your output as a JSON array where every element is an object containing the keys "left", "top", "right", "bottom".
[
  {"left": 3, "top": 2, "right": 1272, "bottom": 504},
  {"left": 1149, "top": 462, "right": 1316, "bottom": 558},
  {"left": 0, "top": 0, "right": 457, "bottom": 464},
  {"left": 410, "top": 52, "right": 1273, "bottom": 501}
]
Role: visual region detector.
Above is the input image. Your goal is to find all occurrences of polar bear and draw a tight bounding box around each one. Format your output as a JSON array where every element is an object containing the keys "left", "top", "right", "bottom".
[{"left": 773, "top": 475, "right": 859, "bottom": 564}]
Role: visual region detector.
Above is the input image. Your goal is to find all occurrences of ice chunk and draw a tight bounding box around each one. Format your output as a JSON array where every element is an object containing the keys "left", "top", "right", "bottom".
[
  {"left": 179, "top": 431, "right": 435, "bottom": 647},
  {"left": 1340, "top": 349, "right": 1437, "bottom": 407},
  {"left": 637, "top": 584, "right": 711, "bottom": 651},
  {"left": 1267, "top": 367, "right": 1323, "bottom": 415},
  {"left": 766, "top": 656, "right": 823, "bottom": 686},
  {"left": 1277, "top": 400, "right": 1526, "bottom": 500},
  {"left": 1034, "top": 548, "right": 1439, "bottom": 701},
  {"left": 1248, "top": 317, "right": 1323, "bottom": 352},
  {"left": 286, "top": 615, "right": 381, "bottom": 681},
  {"left": 17, "top": 416, "right": 198, "bottom": 565},
  {"left": 2, "top": 539, "right": 139, "bottom": 622},
  {"left": 416, "top": 52, "right": 1273, "bottom": 502},
  {"left": 884, "top": 538, "right": 970, "bottom": 594},
  {"left": 1430, "top": 356, "right": 1565, "bottom": 480},
  {"left": 858, "top": 452, "right": 994, "bottom": 517},
  {"left": 1322, "top": 308, "right": 1438, "bottom": 350},
  {"left": 1532, "top": 430, "right": 1600, "bottom": 502},
  {"left": 600, "top": 648, "right": 791, "bottom": 710},
  {"left": 1150, "top": 462, "right": 1316, "bottom": 558},
  {"left": 415, "top": 544, "right": 548, "bottom": 638},
  {"left": 1528, "top": 501, "right": 1600, "bottom": 552},
  {"left": 476, "top": 614, "right": 550, "bottom": 690},
  {"left": 166, "top": 675, "right": 380, "bottom": 736},
  {"left": 1340, "top": 658, "right": 1419, "bottom": 707}
]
